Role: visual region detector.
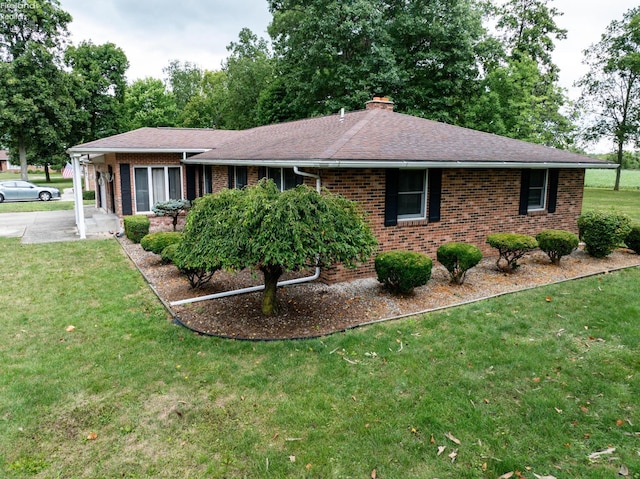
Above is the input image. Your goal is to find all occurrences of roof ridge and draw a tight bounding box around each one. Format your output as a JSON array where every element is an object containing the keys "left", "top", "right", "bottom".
[{"left": 319, "top": 109, "right": 375, "bottom": 159}]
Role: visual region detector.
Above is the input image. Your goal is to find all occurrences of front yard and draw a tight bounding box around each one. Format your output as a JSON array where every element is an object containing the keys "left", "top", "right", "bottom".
[{"left": 1, "top": 236, "right": 638, "bottom": 478}]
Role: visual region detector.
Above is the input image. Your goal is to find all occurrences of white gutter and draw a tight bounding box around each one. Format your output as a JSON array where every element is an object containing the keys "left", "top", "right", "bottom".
[
  {"left": 66, "top": 147, "right": 213, "bottom": 155},
  {"left": 71, "top": 154, "right": 86, "bottom": 239},
  {"left": 181, "top": 158, "right": 619, "bottom": 170},
  {"left": 170, "top": 166, "right": 323, "bottom": 307}
]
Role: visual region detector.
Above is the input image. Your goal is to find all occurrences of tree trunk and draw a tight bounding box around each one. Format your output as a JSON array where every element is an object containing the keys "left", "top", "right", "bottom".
[
  {"left": 44, "top": 163, "right": 51, "bottom": 182},
  {"left": 19, "top": 141, "right": 28, "bottom": 181},
  {"left": 260, "top": 265, "right": 284, "bottom": 316},
  {"left": 614, "top": 140, "right": 623, "bottom": 191}
]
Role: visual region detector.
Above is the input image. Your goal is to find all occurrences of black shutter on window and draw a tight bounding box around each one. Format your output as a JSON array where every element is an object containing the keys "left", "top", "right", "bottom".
[
  {"left": 518, "top": 169, "right": 531, "bottom": 216},
  {"left": 228, "top": 166, "right": 234, "bottom": 189},
  {"left": 119, "top": 163, "right": 132, "bottom": 216},
  {"left": 186, "top": 164, "right": 197, "bottom": 201},
  {"left": 384, "top": 169, "right": 399, "bottom": 227},
  {"left": 258, "top": 166, "right": 266, "bottom": 180},
  {"left": 547, "top": 169, "right": 559, "bottom": 213},
  {"left": 428, "top": 169, "right": 442, "bottom": 222}
]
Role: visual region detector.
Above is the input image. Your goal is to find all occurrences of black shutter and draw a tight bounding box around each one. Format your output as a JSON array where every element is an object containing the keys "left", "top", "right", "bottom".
[
  {"left": 384, "top": 169, "right": 399, "bottom": 227},
  {"left": 186, "top": 164, "right": 197, "bottom": 201},
  {"left": 547, "top": 169, "right": 559, "bottom": 213},
  {"left": 428, "top": 169, "right": 442, "bottom": 222},
  {"left": 119, "top": 163, "right": 132, "bottom": 216},
  {"left": 518, "top": 169, "right": 531, "bottom": 215},
  {"left": 228, "top": 166, "right": 234, "bottom": 189},
  {"left": 258, "top": 166, "right": 266, "bottom": 180}
]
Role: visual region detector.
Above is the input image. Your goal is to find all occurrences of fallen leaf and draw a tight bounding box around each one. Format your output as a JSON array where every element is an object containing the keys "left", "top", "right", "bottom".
[
  {"left": 86, "top": 431, "right": 97, "bottom": 440},
  {"left": 445, "top": 431, "right": 461, "bottom": 445},
  {"left": 555, "top": 407, "right": 563, "bottom": 414},
  {"left": 66, "top": 325, "right": 75, "bottom": 332},
  {"left": 306, "top": 463, "right": 312, "bottom": 470},
  {"left": 545, "top": 296, "right": 552, "bottom": 302},
  {"left": 482, "top": 462, "right": 487, "bottom": 472},
  {"left": 532, "top": 377, "right": 541, "bottom": 383},
  {"left": 289, "top": 456, "right": 295, "bottom": 462},
  {"left": 430, "top": 434, "right": 435, "bottom": 444},
  {"left": 588, "top": 447, "right": 616, "bottom": 460},
  {"left": 616, "top": 419, "right": 625, "bottom": 427},
  {"left": 371, "top": 468, "right": 377, "bottom": 479},
  {"left": 498, "top": 472, "right": 514, "bottom": 479},
  {"left": 437, "top": 446, "right": 446, "bottom": 456},
  {"left": 619, "top": 464, "right": 629, "bottom": 477},
  {"left": 448, "top": 449, "right": 457, "bottom": 462},
  {"left": 533, "top": 474, "right": 558, "bottom": 479},
  {"left": 580, "top": 406, "right": 589, "bottom": 413},
  {"left": 272, "top": 432, "right": 279, "bottom": 440}
]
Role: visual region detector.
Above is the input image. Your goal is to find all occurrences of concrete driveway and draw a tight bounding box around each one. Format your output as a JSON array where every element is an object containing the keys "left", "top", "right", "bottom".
[{"left": 0, "top": 207, "right": 117, "bottom": 244}]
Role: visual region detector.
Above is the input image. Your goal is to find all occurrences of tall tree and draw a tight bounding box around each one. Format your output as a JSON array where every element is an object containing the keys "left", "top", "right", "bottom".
[
  {"left": 181, "top": 70, "right": 229, "bottom": 128},
  {"left": 123, "top": 78, "right": 178, "bottom": 129},
  {"left": 576, "top": 7, "right": 640, "bottom": 190},
  {"left": 164, "top": 60, "right": 203, "bottom": 115},
  {"left": 0, "top": 0, "right": 73, "bottom": 180},
  {"left": 469, "top": 0, "right": 574, "bottom": 146},
  {"left": 65, "top": 41, "right": 129, "bottom": 143},
  {"left": 223, "top": 28, "right": 274, "bottom": 129}
]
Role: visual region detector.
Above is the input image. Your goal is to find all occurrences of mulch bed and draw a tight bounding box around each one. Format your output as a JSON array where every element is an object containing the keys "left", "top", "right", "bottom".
[{"left": 118, "top": 237, "right": 640, "bottom": 340}]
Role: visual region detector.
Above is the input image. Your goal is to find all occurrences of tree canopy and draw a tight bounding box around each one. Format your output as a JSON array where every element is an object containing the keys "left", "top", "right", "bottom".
[
  {"left": 179, "top": 180, "right": 378, "bottom": 316},
  {"left": 576, "top": 6, "right": 640, "bottom": 190}
]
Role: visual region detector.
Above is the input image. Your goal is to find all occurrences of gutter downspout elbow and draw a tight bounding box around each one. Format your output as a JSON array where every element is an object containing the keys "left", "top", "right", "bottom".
[{"left": 293, "top": 166, "right": 321, "bottom": 193}]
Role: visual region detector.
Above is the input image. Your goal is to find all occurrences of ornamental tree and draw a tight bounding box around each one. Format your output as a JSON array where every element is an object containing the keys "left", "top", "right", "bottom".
[{"left": 180, "top": 180, "right": 378, "bottom": 316}]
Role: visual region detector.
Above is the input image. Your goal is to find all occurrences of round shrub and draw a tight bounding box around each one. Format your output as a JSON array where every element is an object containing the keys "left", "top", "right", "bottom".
[
  {"left": 160, "top": 243, "right": 179, "bottom": 264},
  {"left": 436, "top": 242, "right": 482, "bottom": 285},
  {"left": 172, "top": 240, "right": 221, "bottom": 289},
  {"left": 486, "top": 233, "right": 537, "bottom": 273},
  {"left": 535, "top": 229, "right": 579, "bottom": 265},
  {"left": 375, "top": 250, "right": 433, "bottom": 294},
  {"left": 140, "top": 231, "right": 183, "bottom": 255},
  {"left": 123, "top": 215, "right": 150, "bottom": 243},
  {"left": 626, "top": 225, "right": 640, "bottom": 254},
  {"left": 577, "top": 210, "right": 632, "bottom": 258}
]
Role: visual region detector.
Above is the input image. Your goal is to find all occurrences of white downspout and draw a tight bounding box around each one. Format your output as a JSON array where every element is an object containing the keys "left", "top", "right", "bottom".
[
  {"left": 169, "top": 167, "right": 323, "bottom": 307},
  {"left": 71, "top": 153, "right": 86, "bottom": 239}
]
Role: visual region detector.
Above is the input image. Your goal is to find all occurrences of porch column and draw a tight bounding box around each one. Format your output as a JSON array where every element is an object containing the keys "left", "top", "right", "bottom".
[{"left": 71, "top": 153, "right": 86, "bottom": 239}]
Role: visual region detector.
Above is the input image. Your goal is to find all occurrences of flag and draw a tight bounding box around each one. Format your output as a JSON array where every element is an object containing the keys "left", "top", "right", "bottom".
[{"left": 62, "top": 162, "right": 73, "bottom": 179}]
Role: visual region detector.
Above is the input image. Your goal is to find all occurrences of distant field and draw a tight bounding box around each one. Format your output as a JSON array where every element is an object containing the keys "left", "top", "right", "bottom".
[
  {"left": 582, "top": 188, "right": 640, "bottom": 224},
  {"left": 584, "top": 168, "right": 640, "bottom": 189}
]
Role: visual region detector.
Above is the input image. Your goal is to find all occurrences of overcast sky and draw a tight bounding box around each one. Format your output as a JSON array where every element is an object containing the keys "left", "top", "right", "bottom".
[{"left": 60, "top": 0, "right": 633, "bottom": 105}]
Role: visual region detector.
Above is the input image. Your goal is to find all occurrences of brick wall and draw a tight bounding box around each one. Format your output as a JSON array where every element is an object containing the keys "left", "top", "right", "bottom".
[{"left": 319, "top": 167, "right": 585, "bottom": 283}]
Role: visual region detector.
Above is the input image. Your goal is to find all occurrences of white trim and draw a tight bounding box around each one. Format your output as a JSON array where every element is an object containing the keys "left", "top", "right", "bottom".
[
  {"left": 133, "top": 165, "right": 184, "bottom": 213},
  {"left": 397, "top": 169, "right": 427, "bottom": 220},
  {"left": 182, "top": 158, "right": 618, "bottom": 170},
  {"left": 67, "top": 148, "right": 212, "bottom": 155},
  {"left": 527, "top": 169, "right": 548, "bottom": 212}
]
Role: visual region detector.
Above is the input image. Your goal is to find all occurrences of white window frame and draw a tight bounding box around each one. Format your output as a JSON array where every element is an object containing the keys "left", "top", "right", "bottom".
[
  {"left": 234, "top": 166, "right": 248, "bottom": 189},
  {"left": 528, "top": 169, "right": 548, "bottom": 212},
  {"left": 133, "top": 165, "right": 183, "bottom": 213},
  {"left": 397, "top": 169, "right": 427, "bottom": 221}
]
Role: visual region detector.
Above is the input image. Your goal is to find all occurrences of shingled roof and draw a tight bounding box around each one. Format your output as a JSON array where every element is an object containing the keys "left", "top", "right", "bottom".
[
  {"left": 68, "top": 127, "right": 242, "bottom": 154},
  {"left": 186, "top": 104, "right": 614, "bottom": 169}
]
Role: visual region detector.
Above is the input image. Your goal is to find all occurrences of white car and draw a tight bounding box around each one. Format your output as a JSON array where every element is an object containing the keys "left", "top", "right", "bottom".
[{"left": 0, "top": 180, "right": 61, "bottom": 202}]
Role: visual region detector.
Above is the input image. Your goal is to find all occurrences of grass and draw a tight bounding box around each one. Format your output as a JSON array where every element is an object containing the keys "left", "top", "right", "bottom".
[
  {"left": 583, "top": 188, "right": 640, "bottom": 224},
  {"left": 584, "top": 169, "right": 640, "bottom": 189},
  {"left": 0, "top": 236, "right": 638, "bottom": 478}
]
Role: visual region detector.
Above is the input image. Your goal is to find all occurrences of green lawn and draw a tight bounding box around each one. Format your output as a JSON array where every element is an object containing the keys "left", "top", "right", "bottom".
[
  {"left": 583, "top": 188, "right": 640, "bottom": 224},
  {"left": 0, "top": 237, "right": 638, "bottom": 478},
  {"left": 584, "top": 169, "right": 640, "bottom": 189}
]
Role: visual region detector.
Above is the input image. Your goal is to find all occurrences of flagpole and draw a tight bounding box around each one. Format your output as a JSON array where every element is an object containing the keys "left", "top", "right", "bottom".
[{"left": 71, "top": 154, "right": 86, "bottom": 239}]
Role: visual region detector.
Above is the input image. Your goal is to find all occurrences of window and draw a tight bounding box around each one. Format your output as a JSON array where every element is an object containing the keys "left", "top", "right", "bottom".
[
  {"left": 134, "top": 166, "right": 182, "bottom": 212},
  {"left": 397, "top": 170, "right": 427, "bottom": 220},
  {"left": 203, "top": 166, "right": 213, "bottom": 194},
  {"left": 234, "top": 166, "right": 247, "bottom": 189},
  {"left": 385, "top": 169, "right": 441, "bottom": 227},
  {"left": 527, "top": 169, "right": 547, "bottom": 211},
  {"left": 266, "top": 167, "right": 298, "bottom": 191}
]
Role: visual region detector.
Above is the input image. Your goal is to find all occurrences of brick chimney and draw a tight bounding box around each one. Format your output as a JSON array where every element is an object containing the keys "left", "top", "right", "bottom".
[{"left": 365, "top": 96, "right": 394, "bottom": 111}]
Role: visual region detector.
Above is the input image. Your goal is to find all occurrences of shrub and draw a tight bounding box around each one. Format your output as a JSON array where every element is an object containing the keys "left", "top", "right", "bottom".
[
  {"left": 486, "top": 233, "right": 538, "bottom": 273},
  {"left": 577, "top": 210, "right": 632, "bottom": 258},
  {"left": 375, "top": 250, "right": 432, "bottom": 294},
  {"left": 140, "top": 231, "right": 183, "bottom": 255},
  {"left": 123, "top": 215, "right": 150, "bottom": 243},
  {"left": 625, "top": 225, "right": 640, "bottom": 254},
  {"left": 152, "top": 199, "right": 190, "bottom": 231},
  {"left": 82, "top": 190, "right": 95, "bottom": 200},
  {"left": 535, "top": 229, "right": 579, "bottom": 265},
  {"left": 161, "top": 243, "right": 179, "bottom": 264},
  {"left": 173, "top": 240, "right": 220, "bottom": 289},
  {"left": 436, "top": 242, "right": 483, "bottom": 285}
]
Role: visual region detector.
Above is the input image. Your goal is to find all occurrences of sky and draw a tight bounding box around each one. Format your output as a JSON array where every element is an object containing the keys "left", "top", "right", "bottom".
[{"left": 59, "top": 0, "right": 634, "bottom": 150}]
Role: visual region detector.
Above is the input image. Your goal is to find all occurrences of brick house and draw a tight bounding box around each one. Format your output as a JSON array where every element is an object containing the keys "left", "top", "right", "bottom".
[{"left": 68, "top": 98, "right": 615, "bottom": 282}]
